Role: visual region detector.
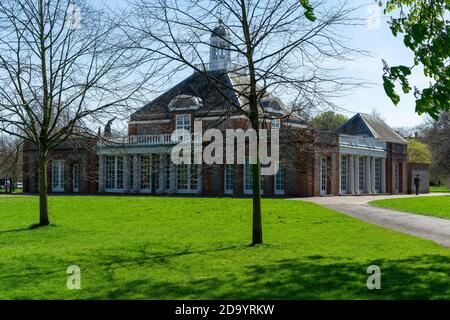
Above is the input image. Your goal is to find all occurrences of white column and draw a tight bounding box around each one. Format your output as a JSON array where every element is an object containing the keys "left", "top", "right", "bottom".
[
  {"left": 133, "top": 154, "right": 139, "bottom": 193},
  {"left": 348, "top": 155, "right": 354, "bottom": 194},
  {"left": 123, "top": 155, "right": 129, "bottom": 193},
  {"left": 354, "top": 156, "right": 360, "bottom": 195},
  {"left": 365, "top": 156, "right": 371, "bottom": 194},
  {"left": 381, "top": 158, "right": 386, "bottom": 193},
  {"left": 371, "top": 157, "right": 376, "bottom": 194},
  {"left": 98, "top": 155, "right": 105, "bottom": 193}
]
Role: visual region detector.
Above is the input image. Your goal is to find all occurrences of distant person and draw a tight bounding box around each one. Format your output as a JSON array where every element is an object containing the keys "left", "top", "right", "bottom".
[{"left": 414, "top": 174, "right": 421, "bottom": 196}]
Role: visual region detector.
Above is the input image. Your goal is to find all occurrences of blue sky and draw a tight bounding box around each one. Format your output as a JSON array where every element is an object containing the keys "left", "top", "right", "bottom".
[
  {"left": 102, "top": 0, "right": 429, "bottom": 128},
  {"left": 331, "top": 0, "right": 429, "bottom": 127}
]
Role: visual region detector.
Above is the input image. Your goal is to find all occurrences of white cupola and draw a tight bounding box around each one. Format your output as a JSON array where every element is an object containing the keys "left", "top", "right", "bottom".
[{"left": 209, "top": 19, "right": 231, "bottom": 71}]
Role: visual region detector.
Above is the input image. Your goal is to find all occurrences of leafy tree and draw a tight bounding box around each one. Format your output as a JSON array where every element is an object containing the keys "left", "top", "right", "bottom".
[
  {"left": 407, "top": 138, "right": 432, "bottom": 164},
  {"left": 423, "top": 112, "right": 450, "bottom": 180},
  {"left": 378, "top": 0, "right": 449, "bottom": 119},
  {"left": 311, "top": 111, "right": 348, "bottom": 131}
]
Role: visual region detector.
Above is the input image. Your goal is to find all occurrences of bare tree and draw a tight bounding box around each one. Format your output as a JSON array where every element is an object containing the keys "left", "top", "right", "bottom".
[
  {"left": 0, "top": 135, "right": 22, "bottom": 192},
  {"left": 0, "top": 0, "right": 155, "bottom": 226},
  {"left": 125, "top": 0, "right": 362, "bottom": 245}
]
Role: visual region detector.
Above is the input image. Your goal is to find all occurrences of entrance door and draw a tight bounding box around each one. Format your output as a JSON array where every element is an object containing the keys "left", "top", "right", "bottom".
[{"left": 320, "top": 157, "right": 327, "bottom": 195}]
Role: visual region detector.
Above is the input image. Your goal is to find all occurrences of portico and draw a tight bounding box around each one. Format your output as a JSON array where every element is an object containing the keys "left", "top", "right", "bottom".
[
  {"left": 96, "top": 134, "right": 202, "bottom": 195},
  {"left": 339, "top": 135, "right": 387, "bottom": 195}
]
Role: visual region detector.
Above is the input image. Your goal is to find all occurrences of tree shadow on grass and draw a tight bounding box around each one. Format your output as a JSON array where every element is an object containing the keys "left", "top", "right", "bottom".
[
  {"left": 85, "top": 251, "right": 450, "bottom": 300},
  {"left": 0, "top": 223, "right": 56, "bottom": 235}
]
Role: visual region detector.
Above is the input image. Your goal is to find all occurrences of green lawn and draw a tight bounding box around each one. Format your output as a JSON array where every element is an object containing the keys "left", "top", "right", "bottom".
[
  {"left": 1, "top": 196, "right": 450, "bottom": 300},
  {"left": 370, "top": 196, "right": 450, "bottom": 220},
  {"left": 430, "top": 186, "right": 450, "bottom": 193}
]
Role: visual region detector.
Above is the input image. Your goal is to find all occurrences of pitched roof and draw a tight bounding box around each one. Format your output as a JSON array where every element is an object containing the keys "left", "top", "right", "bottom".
[
  {"left": 336, "top": 113, "right": 407, "bottom": 144},
  {"left": 131, "top": 71, "right": 289, "bottom": 122}
]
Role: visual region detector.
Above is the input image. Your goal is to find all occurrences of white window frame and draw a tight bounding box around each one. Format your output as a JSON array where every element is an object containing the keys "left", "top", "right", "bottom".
[
  {"left": 340, "top": 155, "right": 347, "bottom": 194},
  {"left": 52, "top": 160, "right": 65, "bottom": 192},
  {"left": 139, "top": 154, "right": 152, "bottom": 193},
  {"left": 165, "top": 154, "right": 172, "bottom": 191},
  {"left": 274, "top": 163, "right": 285, "bottom": 195},
  {"left": 359, "top": 157, "right": 365, "bottom": 192},
  {"left": 175, "top": 114, "right": 192, "bottom": 142},
  {"left": 224, "top": 165, "right": 234, "bottom": 194},
  {"left": 244, "top": 160, "right": 264, "bottom": 195},
  {"left": 176, "top": 164, "right": 200, "bottom": 194},
  {"left": 375, "top": 158, "right": 381, "bottom": 193},
  {"left": 320, "top": 157, "right": 327, "bottom": 195},
  {"left": 72, "top": 164, "right": 80, "bottom": 193},
  {"left": 105, "top": 156, "right": 124, "bottom": 193},
  {"left": 176, "top": 114, "right": 191, "bottom": 131},
  {"left": 153, "top": 154, "right": 162, "bottom": 193},
  {"left": 271, "top": 119, "right": 281, "bottom": 129}
]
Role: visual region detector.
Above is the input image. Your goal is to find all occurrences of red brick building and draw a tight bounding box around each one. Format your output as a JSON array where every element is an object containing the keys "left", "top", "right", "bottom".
[{"left": 23, "top": 21, "right": 416, "bottom": 197}]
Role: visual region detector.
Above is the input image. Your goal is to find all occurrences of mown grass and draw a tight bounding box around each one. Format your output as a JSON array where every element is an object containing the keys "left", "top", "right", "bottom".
[
  {"left": 1, "top": 196, "right": 450, "bottom": 300},
  {"left": 430, "top": 186, "right": 450, "bottom": 193},
  {"left": 370, "top": 196, "right": 450, "bottom": 220}
]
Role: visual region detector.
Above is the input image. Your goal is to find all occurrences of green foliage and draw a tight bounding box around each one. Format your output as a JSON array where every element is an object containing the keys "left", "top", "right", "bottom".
[
  {"left": 371, "top": 196, "right": 450, "bottom": 219},
  {"left": 1, "top": 196, "right": 450, "bottom": 299},
  {"left": 378, "top": 0, "right": 450, "bottom": 119},
  {"left": 300, "top": 0, "right": 317, "bottom": 22},
  {"left": 407, "top": 138, "right": 432, "bottom": 164},
  {"left": 430, "top": 186, "right": 450, "bottom": 193},
  {"left": 311, "top": 111, "right": 348, "bottom": 130}
]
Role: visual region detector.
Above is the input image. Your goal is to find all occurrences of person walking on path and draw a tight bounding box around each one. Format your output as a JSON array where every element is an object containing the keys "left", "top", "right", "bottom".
[{"left": 414, "top": 175, "right": 421, "bottom": 196}]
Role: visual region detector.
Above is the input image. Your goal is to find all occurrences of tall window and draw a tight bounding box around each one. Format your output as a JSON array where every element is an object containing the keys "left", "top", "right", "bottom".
[
  {"left": 175, "top": 114, "right": 191, "bottom": 142},
  {"left": 176, "top": 164, "right": 199, "bottom": 192},
  {"left": 340, "top": 155, "right": 347, "bottom": 193},
  {"left": 129, "top": 157, "right": 134, "bottom": 190},
  {"left": 320, "top": 157, "right": 327, "bottom": 194},
  {"left": 105, "top": 156, "right": 115, "bottom": 190},
  {"left": 244, "top": 159, "right": 264, "bottom": 194},
  {"left": 153, "top": 154, "right": 161, "bottom": 192},
  {"left": 224, "top": 165, "right": 234, "bottom": 194},
  {"left": 275, "top": 163, "right": 285, "bottom": 195},
  {"left": 359, "top": 157, "right": 365, "bottom": 192},
  {"left": 140, "top": 155, "right": 152, "bottom": 192},
  {"left": 165, "top": 154, "right": 171, "bottom": 191},
  {"left": 105, "top": 156, "right": 124, "bottom": 191},
  {"left": 375, "top": 158, "right": 381, "bottom": 193},
  {"left": 52, "top": 160, "right": 65, "bottom": 192},
  {"left": 72, "top": 164, "right": 79, "bottom": 193},
  {"left": 177, "top": 164, "right": 189, "bottom": 190},
  {"left": 116, "top": 157, "right": 124, "bottom": 189}
]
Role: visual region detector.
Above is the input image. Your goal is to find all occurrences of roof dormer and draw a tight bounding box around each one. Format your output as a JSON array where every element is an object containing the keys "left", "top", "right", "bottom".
[{"left": 168, "top": 95, "right": 203, "bottom": 112}]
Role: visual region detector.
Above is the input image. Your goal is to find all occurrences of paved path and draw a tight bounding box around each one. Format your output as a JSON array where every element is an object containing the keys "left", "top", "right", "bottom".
[{"left": 291, "top": 193, "right": 450, "bottom": 247}]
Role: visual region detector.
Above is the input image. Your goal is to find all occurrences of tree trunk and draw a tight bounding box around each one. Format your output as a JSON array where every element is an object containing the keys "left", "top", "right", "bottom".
[
  {"left": 38, "top": 149, "right": 50, "bottom": 226},
  {"left": 251, "top": 127, "right": 263, "bottom": 245},
  {"left": 252, "top": 161, "right": 263, "bottom": 245}
]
